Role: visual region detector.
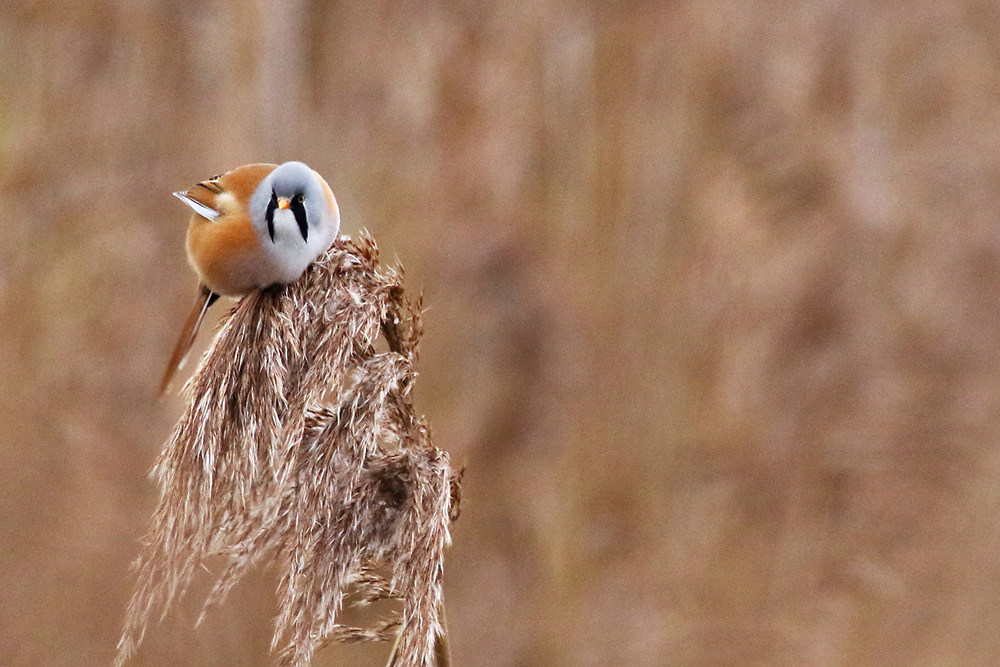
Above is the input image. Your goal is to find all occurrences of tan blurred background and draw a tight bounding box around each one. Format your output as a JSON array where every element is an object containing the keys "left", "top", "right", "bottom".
[{"left": 5, "top": 0, "right": 1000, "bottom": 665}]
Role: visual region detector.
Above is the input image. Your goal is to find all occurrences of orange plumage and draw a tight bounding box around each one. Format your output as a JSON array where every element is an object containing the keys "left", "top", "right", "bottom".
[
  {"left": 183, "top": 163, "right": 278, "bottom": 296},
  {"left": 160, "top": 161, "right": 341, "bottom": 394}
]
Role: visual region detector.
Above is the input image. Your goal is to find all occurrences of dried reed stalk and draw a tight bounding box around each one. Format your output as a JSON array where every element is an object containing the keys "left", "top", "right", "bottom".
[{"left": 116, "top": 233, "right": 461, "bottom": 667}]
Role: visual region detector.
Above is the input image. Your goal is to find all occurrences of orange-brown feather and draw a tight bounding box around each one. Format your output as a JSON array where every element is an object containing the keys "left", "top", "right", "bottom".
[
  {"left": 163, "top": 164, "right": 283, "bottom": 394},
  {"left": 185, "top": 163, "right": 277, "bottom": 296},
  {"left": 314, "top": 169, "right": 338, "bottom": 219},
  {"left": 159, "top": 284, "right": 215, "bottom": 395}
]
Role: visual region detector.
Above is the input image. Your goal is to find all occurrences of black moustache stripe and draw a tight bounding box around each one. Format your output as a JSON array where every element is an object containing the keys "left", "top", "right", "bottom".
[
  {"left": 290, "top": 197, "right": 309, "bottom": 242},
  {"left": 265, "top": 192, "right": 277, "bottom": 242}
]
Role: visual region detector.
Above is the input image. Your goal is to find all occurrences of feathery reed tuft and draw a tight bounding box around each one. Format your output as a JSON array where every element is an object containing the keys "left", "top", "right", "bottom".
[{"left": 116, "top": 233, "right": 461, "bottom": 667}]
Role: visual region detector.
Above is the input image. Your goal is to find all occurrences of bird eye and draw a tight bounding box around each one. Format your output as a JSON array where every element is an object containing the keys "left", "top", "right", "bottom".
[{"left": 295, "top": 194, "right": 304, "bottom": 203}]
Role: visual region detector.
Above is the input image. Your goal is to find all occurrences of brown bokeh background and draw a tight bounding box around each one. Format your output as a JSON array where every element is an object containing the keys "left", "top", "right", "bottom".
[{"left": 5, "top": 1, "right": 1000, "bottom": 665}]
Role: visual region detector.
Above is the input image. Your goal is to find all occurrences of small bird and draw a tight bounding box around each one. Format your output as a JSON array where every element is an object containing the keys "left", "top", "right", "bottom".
[{"left": 160, "top": 161, "right": 340, "bottom": 394}]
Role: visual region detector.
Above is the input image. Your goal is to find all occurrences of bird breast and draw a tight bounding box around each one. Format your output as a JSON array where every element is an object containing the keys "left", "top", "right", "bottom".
[{"left": 185, "top": 209, "right": 268, "bottom": 296}]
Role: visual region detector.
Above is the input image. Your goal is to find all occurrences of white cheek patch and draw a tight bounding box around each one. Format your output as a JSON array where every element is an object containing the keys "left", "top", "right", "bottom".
[{"left": 173, "top": 191, "right": 220, "bottom": 221}]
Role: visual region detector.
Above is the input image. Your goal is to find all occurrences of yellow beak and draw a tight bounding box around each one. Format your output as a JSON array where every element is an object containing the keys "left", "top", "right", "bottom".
[{"left": 277, "top": 197, "right": 291, "bottom": 210}]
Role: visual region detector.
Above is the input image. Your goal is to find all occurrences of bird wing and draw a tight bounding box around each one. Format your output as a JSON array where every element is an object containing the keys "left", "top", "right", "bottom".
[
  {"left": 173, "top": 189, "right": 221, "bottom": 221},
  {"left": 159, "top": 284, "right": 219, "bottom": 395}
]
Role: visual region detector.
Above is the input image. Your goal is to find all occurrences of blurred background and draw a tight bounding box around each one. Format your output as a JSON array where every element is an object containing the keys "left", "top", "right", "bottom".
[{"left": 4, "top": 0, "right": 1000, "bottom": 665}]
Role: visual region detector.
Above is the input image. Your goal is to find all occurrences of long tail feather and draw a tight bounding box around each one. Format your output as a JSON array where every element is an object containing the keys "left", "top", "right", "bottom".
[{"left": 159, "top": 285, "right": 219, "bottom": 395}]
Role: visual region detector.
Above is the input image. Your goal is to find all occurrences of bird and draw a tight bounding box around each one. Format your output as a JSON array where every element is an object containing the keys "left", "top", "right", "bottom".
[{"left": 159, "top": 161, "right": 340, "bottom": 394}]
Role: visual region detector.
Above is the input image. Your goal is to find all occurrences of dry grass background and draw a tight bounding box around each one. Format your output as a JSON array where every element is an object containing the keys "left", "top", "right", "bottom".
[{"left": 4, "top": 0, "right": 1000, "bottom": 665}]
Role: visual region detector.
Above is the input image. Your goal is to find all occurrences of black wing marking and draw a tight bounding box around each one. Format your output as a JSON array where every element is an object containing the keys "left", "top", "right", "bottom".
[{"left": 196, "top": 181, "right": 223, "bottom": 194}]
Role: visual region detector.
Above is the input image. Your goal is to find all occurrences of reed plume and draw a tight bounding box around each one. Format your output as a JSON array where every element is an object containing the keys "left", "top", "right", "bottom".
[{"left": 116, "top": 233, "right": 461, "bottom": 667}]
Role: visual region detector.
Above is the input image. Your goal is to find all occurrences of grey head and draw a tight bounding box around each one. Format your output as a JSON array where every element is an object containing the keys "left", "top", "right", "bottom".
[{"left": 248, "top": 161, "right": 341, "bottom": 286}]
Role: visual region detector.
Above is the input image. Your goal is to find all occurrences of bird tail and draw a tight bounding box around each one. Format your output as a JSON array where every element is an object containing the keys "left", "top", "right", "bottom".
[{"left": 159, "top": 284, "right": 219, "bottom": 395}]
